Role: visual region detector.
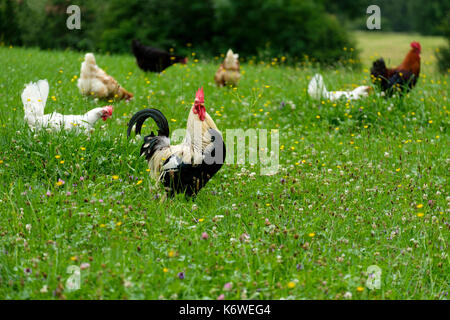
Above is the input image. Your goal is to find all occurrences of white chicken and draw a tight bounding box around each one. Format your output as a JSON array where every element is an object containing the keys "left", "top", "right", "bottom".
[
  {"left": 21, "top": 79, "right": 113, "bottom": 132},
  {"left": 308, "top": 74, "right": 371, "bottom": 101},
  {"left": 77, "top": 53, "right": 133, "bottom": 100}
]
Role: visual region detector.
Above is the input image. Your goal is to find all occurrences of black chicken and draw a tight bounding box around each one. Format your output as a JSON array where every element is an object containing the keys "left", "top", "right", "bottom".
[{"left": 131, "top": 39, "right": 188, "bottom": 73}]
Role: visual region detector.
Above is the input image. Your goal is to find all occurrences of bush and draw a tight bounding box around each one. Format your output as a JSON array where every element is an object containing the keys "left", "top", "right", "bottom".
[
  {"left": 210, "top": 0, "right": 358, "bottom": 65},
  {"left": 0, "top": 0, "right": 21, "bottom": 45},
  {"left": 436, "top": 20, "right": 450, "bottom": 73}
]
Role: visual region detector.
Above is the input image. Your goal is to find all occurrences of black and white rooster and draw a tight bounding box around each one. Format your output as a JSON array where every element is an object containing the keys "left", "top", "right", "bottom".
[{"left": 127, "top": 88, "right": 225, "bottom": 196}]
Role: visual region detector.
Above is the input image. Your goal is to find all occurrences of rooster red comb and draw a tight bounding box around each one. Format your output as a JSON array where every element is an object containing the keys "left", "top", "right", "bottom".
[
  {"left": 105, "top": 105, "right": 113, "bottom": 116},
  {"left": 411, "top": 41, "right": 421, "bottom": 53},
  {"left": 195, "top": 87, "right": 204, "bottom": 105}
]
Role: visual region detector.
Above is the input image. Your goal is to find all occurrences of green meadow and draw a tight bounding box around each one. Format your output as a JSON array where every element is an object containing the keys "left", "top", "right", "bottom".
[{"left": 0, "top": 32, "right": 448, "bottom": 299}]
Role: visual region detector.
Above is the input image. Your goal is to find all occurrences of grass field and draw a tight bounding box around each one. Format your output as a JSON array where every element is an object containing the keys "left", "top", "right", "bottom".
[{"left": 0, "top": 33, "right": 448, "bottom": 300}]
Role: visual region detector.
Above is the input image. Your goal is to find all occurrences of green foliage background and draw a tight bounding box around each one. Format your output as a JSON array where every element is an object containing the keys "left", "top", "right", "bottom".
[
  {"left": 1, "top": 0, "right": 357, "bottom": 64},
  {"left": 1, "top": 0, "right": 447, "bottom": 65}
]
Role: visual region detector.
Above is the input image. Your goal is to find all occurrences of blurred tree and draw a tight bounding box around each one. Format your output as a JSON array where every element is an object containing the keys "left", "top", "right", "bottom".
[
  {"left": 210, "top": 0, "right": 357, "bottom": 63},
  {"left": 436, "top": 19, "right": 450, "bottom": 73},
  {"left": 0, "top": 0, "right": 21, "bottom": 45},
  {"left": 96, "top": 0, "right": 215, "bottom": 54}
]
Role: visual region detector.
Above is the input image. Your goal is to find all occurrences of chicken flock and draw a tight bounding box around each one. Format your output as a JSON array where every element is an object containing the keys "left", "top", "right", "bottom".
[{"left": 20, "top": 40, "right": 421, "bottom": 197}]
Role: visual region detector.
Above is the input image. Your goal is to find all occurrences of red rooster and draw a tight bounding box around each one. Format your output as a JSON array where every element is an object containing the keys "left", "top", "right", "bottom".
[
  {"left": 370, "top": 41, "right": 421, "bottom": 95},
  {"left": 127, "top": 88, "right": 225, "bottom": 197}
]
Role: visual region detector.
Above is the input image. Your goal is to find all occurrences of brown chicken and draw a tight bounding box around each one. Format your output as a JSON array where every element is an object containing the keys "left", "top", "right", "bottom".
[
  {"left": 214, "top": 49, "right": 241, "bottom": 87},
  {"left": 370, "top": 42, "right": 421, "bottom": 95},
  {"left": 77, "top": 53, "right": 133, "bottom": 100}
]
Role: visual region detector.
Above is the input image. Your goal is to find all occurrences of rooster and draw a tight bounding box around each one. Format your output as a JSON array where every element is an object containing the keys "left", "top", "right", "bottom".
[
  {"left": 131, "top": 39, "right": 188, "bottom": 73},
  {"left": 214, "top": 49, "right": 241, "bottom": 87},
  {"left": 22, "top": 79, "right": 113, "bottom": 132},
  {"left": 127, "top": 88, "right": 225, "bottom": 196},
  {"left": 370, "top": 41, "right": 421, "bottom": 95},
  {"left": 308, "top": 74, "right": 371, "bottom": 101},
  {"left": 77, "top": 53, "right": 133, "bottom": 100}
]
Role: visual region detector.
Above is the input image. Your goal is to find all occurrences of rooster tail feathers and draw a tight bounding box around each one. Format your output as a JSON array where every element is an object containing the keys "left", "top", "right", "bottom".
[
  {"left": 140, "top": 135, "right": 170, "bottom": 161},
  {"left": 128, "top": 109, "right": 170, "bottom": 162},
  {"left": 21, "top": 79, "right": 49, "bottom": 118},
  {"left": 127, "top": 108, "right": 170, "bottom": 138},
  {"left": 308, "top": 74, "right": 328, "bottom": 100},
  {"left": 370, "top": 58, "right": 387, "bottom": 79}
]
